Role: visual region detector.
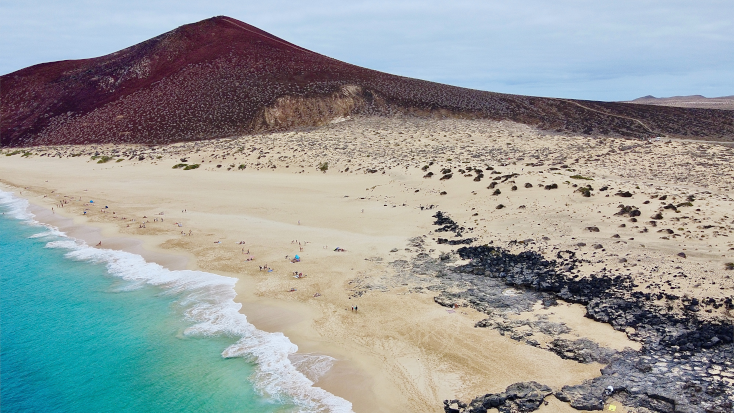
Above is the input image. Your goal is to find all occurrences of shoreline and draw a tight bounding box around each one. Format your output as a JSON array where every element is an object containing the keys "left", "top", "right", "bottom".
[
  {"left": 3, "top": 117, "right": 731, "bottom": 412},
  {"left": 0, "top": 161, "right": 606, "bottom": 412},
  {"left": 27, "top": 202, "right": 192, "bottom": 271},
  {"left": 2, "top": 187, "right": 379, "bottom": 412}
]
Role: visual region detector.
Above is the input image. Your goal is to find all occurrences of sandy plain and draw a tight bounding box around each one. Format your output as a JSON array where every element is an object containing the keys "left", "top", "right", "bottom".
[{"left": 2, "top": 116, "right": 733, "bottom": 413}]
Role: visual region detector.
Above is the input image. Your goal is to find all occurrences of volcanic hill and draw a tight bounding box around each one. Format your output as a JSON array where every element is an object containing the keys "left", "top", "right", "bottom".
[{"left": 2, "top": 16, "right": 733, "bottom": 147}]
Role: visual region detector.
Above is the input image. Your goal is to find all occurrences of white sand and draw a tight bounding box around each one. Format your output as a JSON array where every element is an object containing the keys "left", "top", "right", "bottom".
[{"left": 2, "top": 116, "right": 732, "bottom": 412}]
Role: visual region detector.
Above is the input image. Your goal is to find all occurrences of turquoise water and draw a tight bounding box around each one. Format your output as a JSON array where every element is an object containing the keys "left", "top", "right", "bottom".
[{"left": 0, "top": 193, "right": 350, "bottom": 413}]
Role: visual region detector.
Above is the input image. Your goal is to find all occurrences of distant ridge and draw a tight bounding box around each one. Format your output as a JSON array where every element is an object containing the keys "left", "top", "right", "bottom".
[
  {"left": 625, "top": 95, "right": 734, "bottom": 111},
  {"left": 2, "top": 16, "right": 733, "bottom": 147}
]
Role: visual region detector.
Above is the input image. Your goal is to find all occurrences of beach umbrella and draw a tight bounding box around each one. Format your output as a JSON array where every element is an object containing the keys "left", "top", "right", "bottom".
[{"left": 294, "top": 255, "right": 300, "bottom": 260}]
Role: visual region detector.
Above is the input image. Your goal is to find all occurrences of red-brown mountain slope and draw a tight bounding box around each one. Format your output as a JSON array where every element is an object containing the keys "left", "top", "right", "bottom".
[{"left": 2, "top": 16, "right": 733, "bottom": 147}]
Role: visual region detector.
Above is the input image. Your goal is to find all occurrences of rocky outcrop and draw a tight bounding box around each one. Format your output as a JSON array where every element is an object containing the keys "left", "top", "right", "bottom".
[
  {"left": 251, "top": 85, "right": 384, "bottom": 132},
  {"left": 444, "top": 382, "right": 553, "bottom": 413},
  {"left": 556, "top": 346, "right": 733, "bottom": 412},
  {"left": 427, "top": 211, "right": 734, "bottom": 413}
]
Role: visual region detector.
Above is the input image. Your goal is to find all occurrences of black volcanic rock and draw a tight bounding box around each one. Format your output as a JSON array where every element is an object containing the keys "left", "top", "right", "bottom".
[
  {"left": 421, "top": 214, "right": 734, "bottom": 413},
  {"left": 3, "top": 16, "right": 734, "bottom": 147},
  {"left": 445, "top": 382, "right": 552, "bottom": 413}
]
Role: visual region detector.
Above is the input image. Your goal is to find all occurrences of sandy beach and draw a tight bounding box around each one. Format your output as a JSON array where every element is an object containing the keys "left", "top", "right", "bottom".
[{"left": 2, "top": 117, "right": 732, "bottom": 412}]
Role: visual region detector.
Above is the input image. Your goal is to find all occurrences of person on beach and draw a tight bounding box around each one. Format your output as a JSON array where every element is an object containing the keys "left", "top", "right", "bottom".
[{"left": 96, "top": 241, "right": 102, "bottom": 247}]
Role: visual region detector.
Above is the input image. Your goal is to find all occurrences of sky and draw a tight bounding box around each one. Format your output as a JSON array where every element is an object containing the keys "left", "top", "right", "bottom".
[{"left": 1, "top": 0, "right": 732, "bottom": 101}]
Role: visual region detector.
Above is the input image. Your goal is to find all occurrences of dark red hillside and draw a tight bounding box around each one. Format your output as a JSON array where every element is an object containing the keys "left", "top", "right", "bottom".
[{"left": 2, "top": 16, "right": 733, "bottom": 147}]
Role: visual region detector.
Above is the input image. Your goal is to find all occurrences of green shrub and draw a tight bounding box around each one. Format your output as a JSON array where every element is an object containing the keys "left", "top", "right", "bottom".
[
  {"left": 6, "top": 150, "right": 22, "bottom": 156},
  {"left": 318, "top": 162, "right": 329, "bottom": 172},
  {"left": 116, "top": 159, "right": 124, "bottom": 163},
  {"left": 172, "top": 163, "right": 188, "bottom": 169},
  {"left": 238, "top": 164, "right": 246, "bottom": 170},
  {"left": 183, "top": 164, "right": 200, "bottom": 170},
  {"left": 96, "top": 156, "right": 113, "bottom": 163},
  {"left": 576, "top": 186, "right": 593, "bottom": 197},
  {"left": 570, "top": 175, "right": 593, "bottom": 180}
]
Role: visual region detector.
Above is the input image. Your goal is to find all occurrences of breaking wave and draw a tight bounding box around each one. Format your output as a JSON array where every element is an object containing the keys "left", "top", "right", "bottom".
[{"left": 0, "top": 189, "right": 352, "bottom": 413}]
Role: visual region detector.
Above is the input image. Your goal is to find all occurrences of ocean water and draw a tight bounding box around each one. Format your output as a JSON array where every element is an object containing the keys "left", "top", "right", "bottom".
[{"left": 0, "top": 191, "right": 351, "bottom": 413}]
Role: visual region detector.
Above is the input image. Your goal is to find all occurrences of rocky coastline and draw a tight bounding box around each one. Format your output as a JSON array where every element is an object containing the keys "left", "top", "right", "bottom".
[{"left": 419, "top": 212, "right": 733, "bottom": 413}]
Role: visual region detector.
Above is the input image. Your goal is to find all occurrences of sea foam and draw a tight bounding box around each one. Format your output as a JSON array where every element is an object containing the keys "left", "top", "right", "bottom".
[{"left": 0, "top": 190, "right": 353, "bottom": 413}]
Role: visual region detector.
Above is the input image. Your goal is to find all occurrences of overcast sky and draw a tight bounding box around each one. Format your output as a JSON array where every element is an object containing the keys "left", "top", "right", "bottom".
[{"left": 1, "top": 0, "right": 732, "bottom": 101}]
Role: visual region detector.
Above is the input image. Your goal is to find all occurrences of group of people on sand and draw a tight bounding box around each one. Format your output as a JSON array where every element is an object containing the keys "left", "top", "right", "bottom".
[
  {"left": 259, "top": 265, "right": 272, "bottom": 272},
  {"left": 291, "top": 240, "right": 305, "bottom": 252},
  {"left": 293, "top": 272, "right": 307, "bottom": 279},
  {"left": 350, "top": 305, "right": 358, "bottom": 312}
]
